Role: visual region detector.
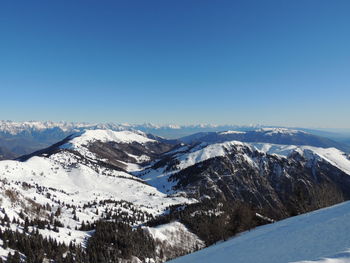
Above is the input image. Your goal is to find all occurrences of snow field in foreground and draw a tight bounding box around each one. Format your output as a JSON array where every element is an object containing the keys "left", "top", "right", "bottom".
[{"left": 169, "top": 201, "right": 350, "bottom": 263}]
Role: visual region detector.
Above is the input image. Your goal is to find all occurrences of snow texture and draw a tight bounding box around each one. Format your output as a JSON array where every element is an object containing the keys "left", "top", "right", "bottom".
[
  {"left": 169, "top": 201, "right": 350, "bottom": 263},
  {"left": 64, "top": 129, "right": 155, "bottom": 147}
]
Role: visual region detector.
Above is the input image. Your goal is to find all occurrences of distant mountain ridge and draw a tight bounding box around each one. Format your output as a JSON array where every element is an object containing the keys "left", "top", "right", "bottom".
[
  {"left": 0, "top": 121, "right": 251, "bottom": 159},
  {"left": 0, "top": 121, "right": 349, "bottom": 160},
  {"left": 180, "top": 128, "right": 350, "bottom": 152},
  {"left": 0, "top": 120, "right": 260, "bottom": 135}
]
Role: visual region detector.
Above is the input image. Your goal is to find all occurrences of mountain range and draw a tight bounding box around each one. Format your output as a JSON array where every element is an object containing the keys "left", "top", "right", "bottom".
[
  {"left": 0, "top": 121, "right": 349, "bottom": 160},
  {"left": 0, "top": 124, "right": 350, "bottom": 262}
]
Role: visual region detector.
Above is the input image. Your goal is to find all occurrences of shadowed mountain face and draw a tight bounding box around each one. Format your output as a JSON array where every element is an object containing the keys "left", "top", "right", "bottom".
[{"left": 167, "top": 144, "right": 350, "bottom": 218}]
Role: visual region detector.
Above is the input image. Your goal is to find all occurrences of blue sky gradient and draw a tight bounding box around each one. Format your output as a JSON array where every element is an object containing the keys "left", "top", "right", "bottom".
[{"left": 0, "top": 0, "right": 349, "bottom": 127}]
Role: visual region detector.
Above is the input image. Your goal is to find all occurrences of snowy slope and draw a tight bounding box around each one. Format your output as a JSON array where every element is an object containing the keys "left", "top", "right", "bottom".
[
  {"left": 63, "top": 129, "right": 155, "bottom": 147},
  {"left": 0, "top": 128, "right": 208, "bottom": 262},
  {"left": 180, "top": 128, "right": 349, "bottom": 152},
  {"left": 141, "top": 140, "right": 350, "bottom": 194},
  {"left": 258, "top": 127, "right": 307, "bottom": 136},
  {"left": 169, "top": 201, "right": 350, "bottom": 263},
  {"left": 139, "top": 141, "right": 249, "bottom": 192},
  {"left": 0, "top": 151, "right": 195, "bottom": 213},
  {"left": 144, "top": 222, "right": 205, "bottom": 262},
  {"left": 1, "top": 127, "right": 350, "bottom": 262},
  {"left": 0, "top": 130, "right": 196, "bottom": 255},
  {"left": 189, "top": 141, "right": 350, "bottom": 174},
  {"left": 59, "top": 129, "right": 157, "bottom": 167},
  {"left": 1, "top": 122, "right": 348, "bottom": 160},
  {"left": 252, "top": 143, "right": 350, "bottom": 175}
]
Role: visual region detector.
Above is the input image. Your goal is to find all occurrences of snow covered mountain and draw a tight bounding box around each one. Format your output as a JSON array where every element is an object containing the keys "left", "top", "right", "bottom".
[
  {"left": 0, "top": 129, "right": 204, "bottom": 262},
  {"left": 0, "top": 121, "right": 259, "bottom": 137},
  {"left": 1, "top": 127, "right": 350, "bottom": 262},
  {"left": 3, "top": 121, "right": 348, "bottom": 160},
  {"left": 18, "top": 129, "right": 178, "bottom": 173},
  {"left": 180, "top": 128, "right": 349, "bottom": 152},
  {"left": 169, "top": 200, "right": 350, "bottom": 263},
  {"left": 0, "top": 121, "right": 132, "bottom": 159},
  {"left": 139, "top": 139, "right": 350, "bottom": 219}
]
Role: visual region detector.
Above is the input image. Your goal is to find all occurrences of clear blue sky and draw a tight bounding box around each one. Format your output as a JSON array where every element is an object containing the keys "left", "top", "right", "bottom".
[{"left": 0, "top": 0, "right": 349, "bottom": 128}]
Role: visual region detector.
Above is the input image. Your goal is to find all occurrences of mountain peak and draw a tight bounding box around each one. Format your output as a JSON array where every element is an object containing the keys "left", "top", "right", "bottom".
[
  {"left": 63, "top": 129, "right": 155, "bottom": 148},
  {"left": 256, "top": 127, "right": 307, "bottom": 136}
]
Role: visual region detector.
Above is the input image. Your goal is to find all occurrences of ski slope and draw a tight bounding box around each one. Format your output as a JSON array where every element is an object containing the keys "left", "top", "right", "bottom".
[{"left": 169, "top": 201, "right": 350, "bottom": 263}]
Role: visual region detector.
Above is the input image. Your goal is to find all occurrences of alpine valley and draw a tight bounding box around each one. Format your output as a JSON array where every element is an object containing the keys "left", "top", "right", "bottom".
[{"left": 0, "top": 122, "right": 350, "bottom": 262}]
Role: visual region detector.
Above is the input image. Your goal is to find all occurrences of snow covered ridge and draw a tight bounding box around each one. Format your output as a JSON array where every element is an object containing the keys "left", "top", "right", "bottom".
[
  {"left": 219, "top": 128, "right": 307, "bottom": 136},
  {"left": 0, "top": 120, "right": 263, "bottom": 135},
  {"left": 0, "top": 121, "right": 139, "bottom": 135},
  {"left": 257, "top": 127, "right": 308, "bottom": 135},
  {"left": 219, "top": 130, "right": 246, "bottom": 135},
  {"left": 62, "top": 129, "right": 156, "bottom": 148},
  {"left": 251, "top": 143, "right": 350, "bottom": 175},
  {"left": 0, "top": 127, "right": 204, "bottom": 262},
  {"left": 173, "top": 141, "right": 350, "bottom": 175},
  {"left": 144, "top": 221, "right": 205, "bottom": 261},
  {"left": 168, "top": 201, "right": 350, "bottom": 263},
  {"left": 0, "top": 147, "right": 198, "bottom": 260},
  {"left": 0, "top": 120, "right": 93, "bottom": 134},
  {"left": 57, "top": 129, "right": 160, "bottom": 170},
  {"left": 140, "top": 140, "right": 350, "bottom": 196}
]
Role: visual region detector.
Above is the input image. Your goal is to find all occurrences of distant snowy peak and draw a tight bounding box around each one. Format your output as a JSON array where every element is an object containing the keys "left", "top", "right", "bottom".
[
  {"left": 180, "top": 128, "right": 349, "bottom": 152},
  {"left": 0, "top": 120, "right": 262, "bottom": 135},
  {"left": 0, "top": 120, "right": 91, "bottom": 134},
  {"left": 63, "top": 129, "right": 155, "bottom": 148},
  {"left": 0, "top": 120, "right": 140, "bottom": 136},
  {"left": 219, "top": 130, "right": 246, "bottom": 135},
  {"left": 218, "top": 128, "right": 308, "bottom": 138},
  {"left": 257, "top": 127, "right": 308, "bottom": 136}
]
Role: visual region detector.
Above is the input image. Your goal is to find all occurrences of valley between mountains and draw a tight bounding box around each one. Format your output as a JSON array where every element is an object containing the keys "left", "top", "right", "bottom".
[{"left": 0, "top": 127, "right": 350, "bottom": 262}]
